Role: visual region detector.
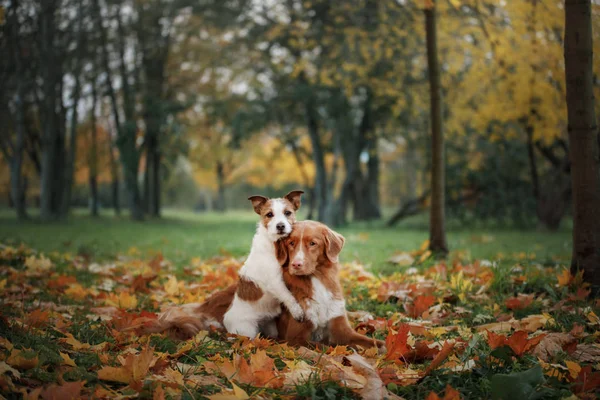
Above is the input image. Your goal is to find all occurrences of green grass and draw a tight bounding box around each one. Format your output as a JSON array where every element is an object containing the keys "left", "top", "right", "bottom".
[{"left": 0, "top": 208, "right": 572, "bottom": 274}]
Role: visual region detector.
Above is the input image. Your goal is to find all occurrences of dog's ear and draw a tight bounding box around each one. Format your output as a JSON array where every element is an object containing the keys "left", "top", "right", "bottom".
[
  {"left": 284, "top": 190, "right": 304, "bottom": 211},
  {"left": 323, "top": 227, "right": 345, "bottom": 264},
  {"left": 275, "top": 239, "right": 289, "bottom": 266},
  {"left": 248, "top": 195, "right": 269, "bottom": 215}
]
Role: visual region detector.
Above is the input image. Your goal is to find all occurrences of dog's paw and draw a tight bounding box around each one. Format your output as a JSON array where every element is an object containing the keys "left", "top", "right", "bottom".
[{"left": 289, "top": 304, "right": 305, "bottom": 322}]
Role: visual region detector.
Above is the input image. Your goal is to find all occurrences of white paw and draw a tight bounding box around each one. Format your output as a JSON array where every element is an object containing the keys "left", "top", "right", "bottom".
[{"left": 288, "top": 303, "right": 305, "bottom": 322}]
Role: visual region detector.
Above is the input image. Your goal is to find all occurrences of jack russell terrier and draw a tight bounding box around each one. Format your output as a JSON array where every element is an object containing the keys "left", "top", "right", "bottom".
[{"left": 222, "top": 190, "right": 305, "bottom": 338}]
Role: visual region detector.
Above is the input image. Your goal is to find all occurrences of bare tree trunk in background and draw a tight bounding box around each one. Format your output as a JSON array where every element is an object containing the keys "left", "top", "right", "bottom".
[
  {"left": 365, "top": 134, "right": 381, "bottom": 219},
  {"left": 139, "top": 5, "right": 169, "bottom": 218},
  {"left": 89, "top": 75, "right": 99, "bottom": 217},
  {"left": 215, "top": 161, "right": 226, "bottom": 212},
  {"left": 61, "top": 0, "right": 85, "bottom": 217},
  {"left": 115, "top": 7, "right": 143, "bottom": 220},
  {"left": 287, "top": 138, "right": 315, "bottom": 219},
  {"left": 93, "top": 0, "right": 143, "bottom": 220},
  {"left": 107, "top": 130, "right": 121, "bottom": 216},
  {"left": 425, "top": 2, "right": 449, "bottom": 256},
  {"left": 564, "top": 0, "right": 600, "bottom": 294},
  {"left": 8, "top": 0, "right": 28, "bottom": 220},
  {"left": 39, "top": 0, "right": 63, "bottom": 220},
  {"left": 305, "top": 100, "right": 328, "bottom": 223}
]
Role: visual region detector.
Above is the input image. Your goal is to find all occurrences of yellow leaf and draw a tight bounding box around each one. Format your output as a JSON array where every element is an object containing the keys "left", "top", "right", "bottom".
[
  {"left": 7, "top": 349, "right": 39, "bottom": 370},
  {"left": 565, "top": 360, "right": 581, "bottom": 380},
  {"left": 556, "top": 268, "right": 571, "bottom": 286},
  {"left": 97, "top": 366, "right": 132, "bottom": 384},
  {"left": 105, "top": 292, "right": 138, "bottom": 309},
  {"left": 60, "top": 352, "right": 77, "bottom": 367},
  {"left": 587, "top": 311, "right": 600, "bottom": 326},
  {"left": 24, "top": 255, "right": 53, "bottom": 271},
  {"left": 207, "top": 381, "right": 250, "bottom": 400},
  {"left": 164, "top": 276, "right": 179, "bottom": 296},
  {"left": 65, "top": 283, "right": 88, "bottom": 301}
]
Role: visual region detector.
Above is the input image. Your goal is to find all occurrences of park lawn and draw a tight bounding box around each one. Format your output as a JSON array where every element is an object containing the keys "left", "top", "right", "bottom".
[
  {"left": 0, "top": 208, "right": 572, "bottom": 275},
  {"left": 1, "top": 209, "right": 599, "bottom": 399}
]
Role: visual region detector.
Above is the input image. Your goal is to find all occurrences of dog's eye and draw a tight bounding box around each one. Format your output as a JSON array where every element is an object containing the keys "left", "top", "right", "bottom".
[
  {"left": 309, "top": 241, "right": 316, "bottom": 246},
  {"left": 289, "top": 241, "right": 295, "bottom": 247},
  {"left": 266, "top": 212, "right": 274, "bottom": 218},
  {"left": 284, "top": 210, "right": 292, "bottom": 216}
]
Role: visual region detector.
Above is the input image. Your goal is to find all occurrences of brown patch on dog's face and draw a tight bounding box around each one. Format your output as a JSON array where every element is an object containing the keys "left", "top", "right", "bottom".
[
  {"left": 280, "top": 221, "right": 345, "bottom": 276},
  {"left": 237, "top": 277, "right": 263, "bottom": 301}
]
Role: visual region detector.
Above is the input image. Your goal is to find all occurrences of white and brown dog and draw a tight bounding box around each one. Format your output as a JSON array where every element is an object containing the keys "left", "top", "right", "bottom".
[{"left": 222, "top": 190, "right": 305, "bottom": 338}]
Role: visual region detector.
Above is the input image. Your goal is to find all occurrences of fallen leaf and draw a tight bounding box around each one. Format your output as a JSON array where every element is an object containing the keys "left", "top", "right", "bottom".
[
  {"left": 385, "top": 324, "right": 412, "bottom": 361},
  {"left": 424, "top": 341, "right": 455, "bottom": 375},
  {"left": 207, "top": 381, "right": 250, "bottom": 400},
  {"left": 7, "top": 348, "right": 39, "bottom": 370},
  {"left": 60, "top": 352, "right": 77, "bottom": 367},
  {"left": 344, "top": 353, "right": 403, "bottom": 400},
  {"left": 40, "top": 381, "right": 85, "bottom": 400},
  {"left": 405, "top": 295, "right": 436, "bottom": 319},
  {"left": 505, "top": 294, "right": 534, "bottom": 310},
  {"left": 571, "top": 343, "right": 600, "bottom": 363},
  {"left": 531, "top": 333, "right": 575, "bottom": 361},
  {"left": 388, "top": 253, "right": 415, "bottom": 266},
  {"left": 97, "top": 346, "right": 158, "bottom": 390},
  {"left": 506, "top": 331, "right": 546, "bottom": 357},
  {"left": 164, "top": 276, "right": 179, "bottom": 296},
  {"left": 571, "top": 366, "right": 600, "bottom": 394}
]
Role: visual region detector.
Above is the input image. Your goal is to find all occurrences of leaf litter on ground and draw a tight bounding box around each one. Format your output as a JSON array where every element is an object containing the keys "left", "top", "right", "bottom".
[{"left": 0, "top": 241, "right": 599, "bottom": 399}]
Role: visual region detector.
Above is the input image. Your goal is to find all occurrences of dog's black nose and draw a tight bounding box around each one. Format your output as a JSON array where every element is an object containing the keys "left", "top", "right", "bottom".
[{"left": 276, "top": 223, "right": 285, "bottom": 231}]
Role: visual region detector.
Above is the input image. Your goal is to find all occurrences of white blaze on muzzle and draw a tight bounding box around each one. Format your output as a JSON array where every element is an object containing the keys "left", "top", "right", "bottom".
[
  {"left": 291, "top": 224, "right": 306, "bottom": 266},
  {"left": 268, "top": 199, "right": 292, "bottom": 236}
]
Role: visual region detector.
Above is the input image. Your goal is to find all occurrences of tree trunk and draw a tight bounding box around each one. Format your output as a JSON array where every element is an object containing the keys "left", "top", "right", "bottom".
[
  {"left": 305, "top": 100, "right": 328, "bottom": 223},
  {"left": 60, "top": 0, "right": 85, "bottom": 217},
  {"left": 215, "top": 161, "right": 226, "bottom": 212},
  {"left": 365, "top": 134, "right": 382, "bottom": 219},
  {"left": 143, "top": 154, "right": 150, "bottom": 213},
  {"left": 90, "top": 76, "right": 99, "bottom": 217},
  {"left": 288, "top": 137, "right": 315, "bottom": 219},
  {"left": 93, "top": 0, "right": 143, "bottom": 220},
  {"left": 39, "top": 0, "right": 62, "bottom": 220},
  {"left": 425, "top": 2, "right": 449, "bottom": 256},
  {"left": 564, "top": 0, "right": 600, "bottom": 293},
  {"left": 106, "top": 123, "right": 121, "bottom": 216},
  {"left": 139, "top": 10, "right": 168, "bottom": 218},
  {"left": 8, "top": 0, "right": 28, "bottom": 220}
]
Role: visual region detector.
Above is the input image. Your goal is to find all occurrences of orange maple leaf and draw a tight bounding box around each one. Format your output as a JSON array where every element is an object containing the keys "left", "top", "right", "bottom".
[
  {"left": 425, "top": 341, "right": 455, "bottom": 375},
  {"left": 97, "top": 346, "right": 158, "bottom": 391},
  {"left": 486, "top": 330, "right": 507, "bottom": 350},
  {"left": 406, "top": 295, "right": 436, "bottom": 318},
  {"left": 506, "top": 331, "right": 546, "bottom": 357},
  {"left": 40, "top": 381, "right": 85, "bottom": 400},
  {"left": 385, "top": 324, "right": 412, "bottom": 361},
  {"left": 426, "top": 384, "right": 461, "bottom": 400},
  {"left": 505, "top": 294, "right": 534, "bottom": 310}
]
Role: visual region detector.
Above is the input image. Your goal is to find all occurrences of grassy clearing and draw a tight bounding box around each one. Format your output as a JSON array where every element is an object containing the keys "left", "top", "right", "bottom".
[
  {"left": 0, "top": 209, "right": 598, "bottom": 399},
  {"left": 0, "top": 208, "right": 572, "bottom": 274}
]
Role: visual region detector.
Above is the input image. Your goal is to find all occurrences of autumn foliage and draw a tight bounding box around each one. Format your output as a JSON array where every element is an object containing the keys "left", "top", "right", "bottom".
[{"left": 1, "top": 241, "right": 600, "bottom": 399}]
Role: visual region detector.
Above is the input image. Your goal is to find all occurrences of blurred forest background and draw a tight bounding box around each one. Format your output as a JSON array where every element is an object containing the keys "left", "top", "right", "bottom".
[{"left": 1, "top": 0, "right": 599, "bottom": 233}]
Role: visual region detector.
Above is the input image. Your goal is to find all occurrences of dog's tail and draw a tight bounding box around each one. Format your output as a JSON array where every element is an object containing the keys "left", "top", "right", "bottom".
[
  {"left": 141, "top": 303, "right": 223, "bottom": 340},
  {"left": 139, "top": 284, "right": 237, "bottom": 340}
]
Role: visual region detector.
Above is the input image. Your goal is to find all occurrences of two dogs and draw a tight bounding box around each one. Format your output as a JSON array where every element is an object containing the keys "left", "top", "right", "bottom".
[{"left": 146, "top": 191, "right": 382, "bottom": 349}]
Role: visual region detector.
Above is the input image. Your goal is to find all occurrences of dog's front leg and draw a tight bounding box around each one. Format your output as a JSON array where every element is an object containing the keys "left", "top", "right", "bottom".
[{"left": 266, "top": 280, "right": 305, "bottom": 322}]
